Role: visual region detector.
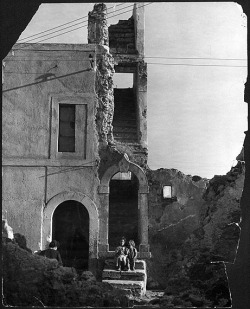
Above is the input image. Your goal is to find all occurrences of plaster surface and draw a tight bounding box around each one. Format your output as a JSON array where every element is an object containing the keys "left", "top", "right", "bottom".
[{"left": 2, "top": 166, "right": 45, "bottom": 250}]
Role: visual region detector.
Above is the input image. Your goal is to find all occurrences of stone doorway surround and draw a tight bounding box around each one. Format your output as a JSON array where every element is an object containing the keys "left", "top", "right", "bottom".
[
  {"left": 98, "top": 154, "right": 151, "bottom": 258},
  {"left": 42, "top": 191, "right": 99, "bottom": 261}
]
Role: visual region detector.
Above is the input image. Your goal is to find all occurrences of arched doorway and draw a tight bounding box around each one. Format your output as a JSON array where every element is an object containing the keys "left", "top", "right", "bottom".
[
  {"left": 98, "top": 154, "right": 151, "bottom": 257},
  {"left": 42, "top": 191, "right": 99, "bottom": 273},
  {"left": 109, "top": 172, "right": 139, "bottom": 250},
  {"left": 52, "top": 200, "right": 89, "bottom": 270}
]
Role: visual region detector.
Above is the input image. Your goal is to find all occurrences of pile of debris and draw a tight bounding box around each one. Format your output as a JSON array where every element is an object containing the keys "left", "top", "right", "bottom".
[{"left": 2, "top": 221, "right": 131, "bottom": 307}]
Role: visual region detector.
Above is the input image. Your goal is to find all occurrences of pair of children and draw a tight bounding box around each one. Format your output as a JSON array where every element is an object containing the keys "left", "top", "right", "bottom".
[{"left": 115, "top": 238, "right": 137, "bottom": 271}]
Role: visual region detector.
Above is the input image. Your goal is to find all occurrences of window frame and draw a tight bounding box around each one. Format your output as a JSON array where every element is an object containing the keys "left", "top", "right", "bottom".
[
  {"left": 58, "top": 103, "right": 76, "bottom": 153},
  {"left": 50, "top": 93, "right": 95, "bottom": 161},
  {"left": 163, "top": 185, "right": 172, "bottom": 199}
]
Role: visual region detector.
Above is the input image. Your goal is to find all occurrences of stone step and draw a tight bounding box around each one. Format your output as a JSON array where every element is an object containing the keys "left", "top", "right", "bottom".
[
  {"left": 102, "top": 269, "right": 146, "bottom": 281},
  {"left": 103, "top": 279, "right": 145, "bottom": 296},
  {"left": 113, "top": 127, "right": 137, "bottom": 133},
  {"left": 104, "top": 259, "right": 146, "bottom": 270},
  {"left": 113, "top": 122, "right": 137, "bottom": 128},
  {"left": 113, "top": 131, "right": 137, "bottom": 137}
]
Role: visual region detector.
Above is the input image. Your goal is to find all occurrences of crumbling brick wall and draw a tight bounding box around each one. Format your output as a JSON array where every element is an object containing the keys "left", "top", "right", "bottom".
[{"left": 109, "top": 18, "right": 136, "bottom": 54}]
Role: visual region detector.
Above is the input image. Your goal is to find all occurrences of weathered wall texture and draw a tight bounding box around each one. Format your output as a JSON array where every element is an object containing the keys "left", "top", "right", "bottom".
[
  {"left": 146, "top": 168, "right": 208, "bottom": 287},
  {"left": 88, "top": 3, "right": 109, "bottom": 46},
  {"left": 95, "top": 46, "right": 115, "bottom": 146},
  {"left": 109, "top": 18, "right": 136, "bottom": 54},
  {"left": 200, "top": 161, "right": 244, "bottom": 262},
  {"left": 46, "top": 167, "right": 99, "bottom": 202},
  {"left": 2, "top": 167, "right": 45, "bottom": 249},
  {"left": 2, "top": 44, "right": 96, "bottom": 159},
  {"left": 145, "top": 160, "right": 244, "bottom": 307},
  {"left": 2, "top": 44, "right": 104, "bottom": 251}
]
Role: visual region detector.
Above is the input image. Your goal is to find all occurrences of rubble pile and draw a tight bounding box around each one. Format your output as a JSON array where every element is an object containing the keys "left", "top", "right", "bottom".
[{"left": 2, "top": 237, "right": 131, "bottom": 307}]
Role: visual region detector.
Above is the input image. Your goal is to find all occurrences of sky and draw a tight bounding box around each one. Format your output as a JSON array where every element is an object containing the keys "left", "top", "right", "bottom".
[{"left": 16, "top": 2, "right": 248, "bottom": 179}]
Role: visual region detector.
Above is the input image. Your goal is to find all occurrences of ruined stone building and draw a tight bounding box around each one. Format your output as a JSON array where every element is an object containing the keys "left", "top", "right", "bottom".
[
  {"left": 2, "top": 3, "right": 245, "bottom": 302},
  {"left": 2, "top": 3, "right": 150, "bottom": 275}
]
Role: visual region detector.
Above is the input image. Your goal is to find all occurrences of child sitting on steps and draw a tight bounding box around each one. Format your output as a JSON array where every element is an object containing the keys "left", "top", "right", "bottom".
[{"left": 127, "top": 240, "right": 137, "bottom": 271}]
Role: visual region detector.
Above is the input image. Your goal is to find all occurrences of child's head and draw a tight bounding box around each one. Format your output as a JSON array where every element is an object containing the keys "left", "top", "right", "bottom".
[
  {"left": 120, "top": 237, "right": 126, "bottom": 245},
  {"left": 129, "top": 240, "right": 135, "bottom": 247}
]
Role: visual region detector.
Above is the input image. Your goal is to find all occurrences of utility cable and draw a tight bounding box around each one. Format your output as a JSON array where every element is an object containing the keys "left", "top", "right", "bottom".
[
  {"left": 38, "top": 160, "right": 97, "bottom": 178},
  {"left": 4, "top": 56, "right": 247, "bottom": 62},
  {"left": 4, "top": 62, "right": 247, "bottom": 73},
  {"left": 145, "top": 56, "right": 247, "bottom": 61},
  {"left": 13, "top": 3, "right": 154, "bottom": 48},
  {"left": 147, "top": 62, "right": 247, "bottom": 68},
  {"left": 17, "top": 3, "right": 133, "bottom": 44},
  {"left": 17, "top": 3, "right": 126, "bottom": 42}
]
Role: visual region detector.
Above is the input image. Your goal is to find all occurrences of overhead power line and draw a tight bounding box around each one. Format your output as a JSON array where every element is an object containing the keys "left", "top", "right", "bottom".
[
  {"left": 5, "top": 56, "right": 247, "bottom": 62},
  {"left": 17, "top": 3, "right": 133, "bottom": 44},
  {"left": 15, "top": 3, "right": 153, "bottom": 47},
  {"left": 145, "top": 56, "right": 247, "bottom": 61},
  {"left": 4, "top": 62, "right": 247, "bottom": 74},
  {"left": 17, "top": 3, "right": 126, "bottom": 42},
  {"left": 147, "top": 62, "right": 247, "bottom": 68}
]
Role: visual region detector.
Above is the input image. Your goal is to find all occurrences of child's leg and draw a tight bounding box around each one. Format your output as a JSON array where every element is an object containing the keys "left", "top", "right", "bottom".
[
  {"left": 131, "top": 258, "right": 135, "bottom": 270},
  {"left": 115, "top": 256, "right": 119, "bottom": 267},
  {"left": 116, "top": 256, "right": 121, "bottom": 270},
  {"left": 126, "top": 257, "right": 130, "bottom": 270},
  {"left": 121, "top": 255, "right": 127, "bottom": 270}
]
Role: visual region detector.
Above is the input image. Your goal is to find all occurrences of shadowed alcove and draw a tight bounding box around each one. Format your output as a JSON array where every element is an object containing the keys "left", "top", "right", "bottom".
[
  {"left": 52, "top": 200, "right": 89, "bottom": 270},
  {"left": 108, "top": 172, "right": 139, "bottom": 250}
]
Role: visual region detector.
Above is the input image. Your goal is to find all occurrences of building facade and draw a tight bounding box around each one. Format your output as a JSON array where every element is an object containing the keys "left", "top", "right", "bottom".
[{"left": 2, "top": 3, "right": 150, "bottom": 274}]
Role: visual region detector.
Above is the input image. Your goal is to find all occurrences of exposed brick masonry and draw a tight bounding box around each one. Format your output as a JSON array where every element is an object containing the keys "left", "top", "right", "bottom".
[{"left": 109, "top": 18, "right": 136, "bottom": 54}]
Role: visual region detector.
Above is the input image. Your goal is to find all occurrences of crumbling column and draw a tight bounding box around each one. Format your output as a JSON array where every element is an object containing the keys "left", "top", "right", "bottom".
[
  {"left": 136, "top": 61, "right": 147, "bottom": 149},
  {"left": 98, "top": 185, "right": 109, "bottom": 253},
  {"left": 138, "top": 187, "right": 151, "bottom": 258},
  {"left": 88, "top": 3, "right": 109, "bottom": 46}
]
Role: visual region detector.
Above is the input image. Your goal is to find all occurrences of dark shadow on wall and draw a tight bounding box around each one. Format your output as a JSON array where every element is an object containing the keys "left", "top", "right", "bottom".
[
  {"left": 109, "top": 173, "right": 139, "bottom": 250},
  {"left": 52, "top": 200, "right": 89, "bottom": 271},
  {"left": 2, "top": 68, "right": 92, "bottom": 93}
]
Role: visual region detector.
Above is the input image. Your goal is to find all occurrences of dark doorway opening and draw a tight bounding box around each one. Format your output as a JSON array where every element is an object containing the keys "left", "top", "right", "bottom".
[
  {"left": 52, "top": 200, "right": 89, "bottom": 270},
  {"left": 109, "top": 172, "right": 139, "bottom": 250}
]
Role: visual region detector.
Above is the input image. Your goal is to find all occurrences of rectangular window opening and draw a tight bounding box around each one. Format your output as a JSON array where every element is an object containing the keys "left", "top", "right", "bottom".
[
  {"left": 112, "top": 72, "right": 138, "bottom": 143},
  {"left": 113, "top": 73, "right": 134, "bottom": 89},
  {"left": 163, "top": 185, "right": 172, "bottom": 199},
  {"left": 58, "top": 104, "right": 75, "bottom": 152}
]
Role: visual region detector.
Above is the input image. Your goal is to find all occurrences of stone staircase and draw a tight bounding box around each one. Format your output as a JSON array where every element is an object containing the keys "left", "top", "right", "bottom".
[
  {"left": 102, "top": 258, "right": 147, "bottom": 297},
  {"left": 112, "top": 88, "right": 138, "bottom": 143}
]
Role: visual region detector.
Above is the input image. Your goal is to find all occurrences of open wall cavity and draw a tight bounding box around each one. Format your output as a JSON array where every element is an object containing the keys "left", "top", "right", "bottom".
[
  {"left": 52, "top": 200, "right": 89, "bottom": 270},
  {"left": 108, "top": 172, "right": 139, "bottom": 250},
  {"left": 112, "top": 68, "right": 138, "bottom": 143}
]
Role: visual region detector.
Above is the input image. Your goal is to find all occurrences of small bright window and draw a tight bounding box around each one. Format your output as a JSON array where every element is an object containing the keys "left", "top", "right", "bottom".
[
  {"left": 113, "top": 73, "right": 133, "bottom": 88},
  {"left": 163, "top": 186, "right": 172, "bottom": 198}
]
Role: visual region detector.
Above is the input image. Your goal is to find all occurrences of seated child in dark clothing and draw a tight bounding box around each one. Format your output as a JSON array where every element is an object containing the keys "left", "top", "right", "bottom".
[
  {"left": 39, "top": 240, "right": 63, "bottom": 266},
  {"left": 115, "top": 237, "right": 128, "bottom": 271},
  {"left": 127, "top": 240, "right": 137, "bottom": 271}
]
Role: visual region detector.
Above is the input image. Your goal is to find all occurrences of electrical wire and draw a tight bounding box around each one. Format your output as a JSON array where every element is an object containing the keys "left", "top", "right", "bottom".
[
  {"left": 145, "top": 56, "right": 247, "bottom": 61},
  {"left": 13, "top": 3, "right": 154, "bottom": 48},
  {"left": 4, "top": 57, "right": 247, "bottom": 63},
  {"left": 38, "top": 161, "right": 97, "bottom": 178},
  {"left": 17, "top": 3, "right": 134, "bottom": 44},
  {"left": 147, "top": 62, "right": 247, "bottom": 68},
  {"left": 17, "top": 3, "right": 126, "bottom": 42},
  {"left": 4, "top": 62, "right": 247, "bottom": 74}
]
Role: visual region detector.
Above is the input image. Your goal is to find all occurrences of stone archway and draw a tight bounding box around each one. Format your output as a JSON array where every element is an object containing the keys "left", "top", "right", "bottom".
[
  {"left": 98, "top": 154, "right": 150, "bottom": 258},
  {"left": 42, "top": 191, "right": 99, "bottom": 261}
]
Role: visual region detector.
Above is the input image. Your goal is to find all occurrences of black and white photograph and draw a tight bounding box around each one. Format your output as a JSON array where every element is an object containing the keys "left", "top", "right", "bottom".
[{"left": 2, "top": 1, "right": 250, "bottom": 308}]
